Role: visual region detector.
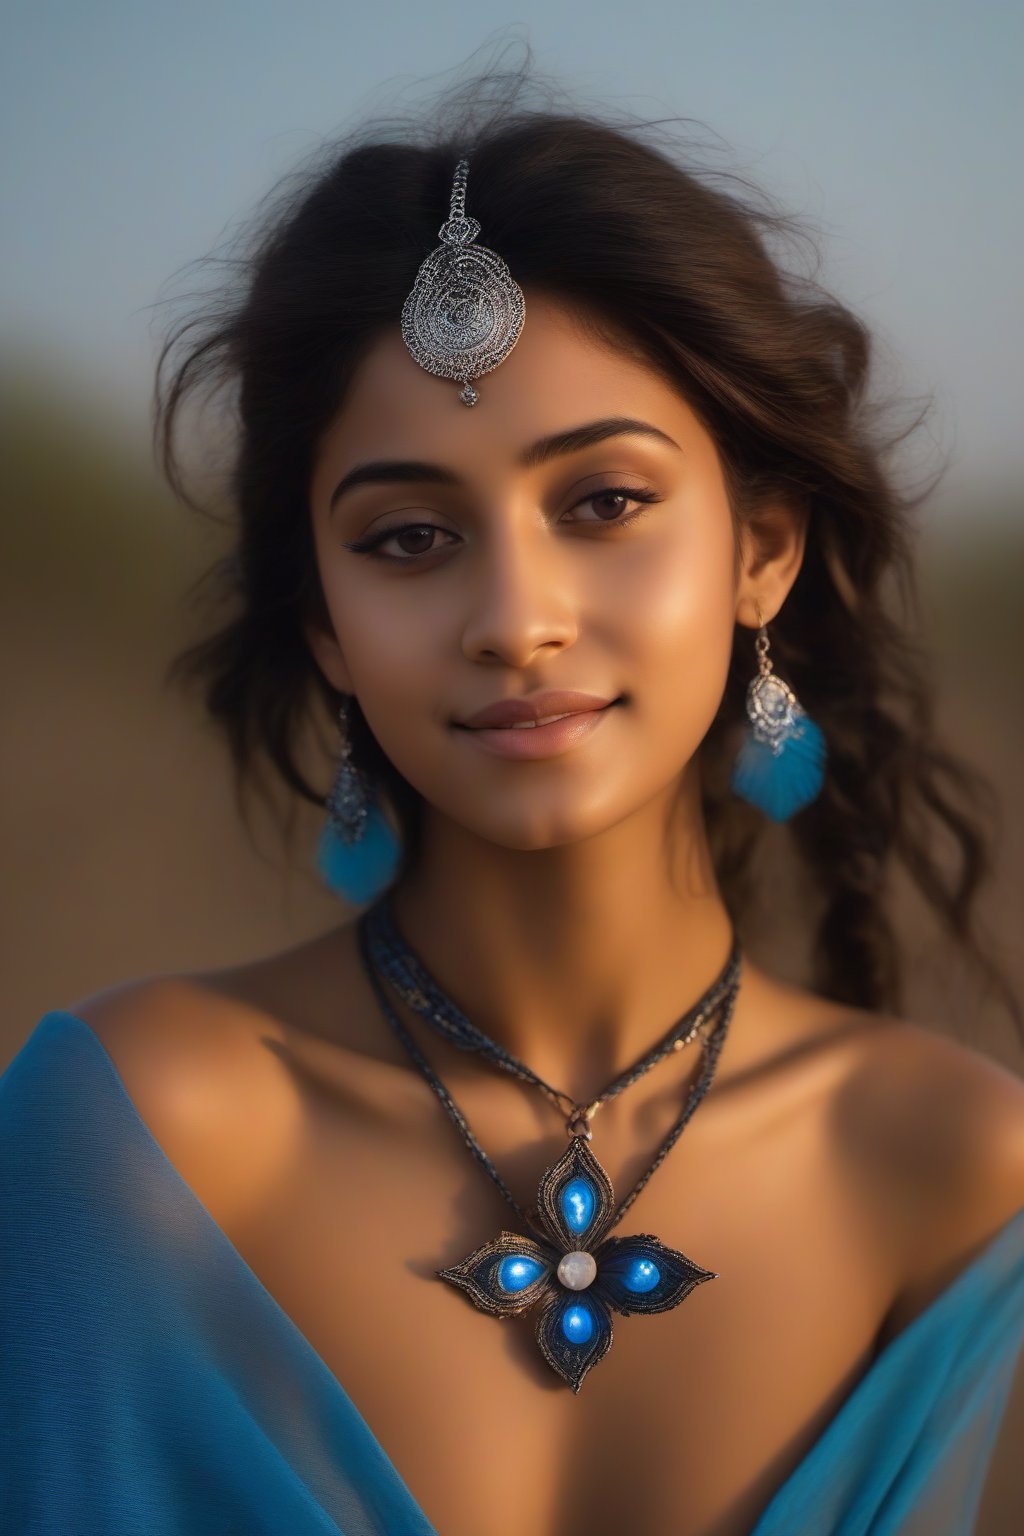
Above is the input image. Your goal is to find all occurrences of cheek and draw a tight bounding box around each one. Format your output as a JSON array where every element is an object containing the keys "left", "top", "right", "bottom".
[
  {"left": 312, "top": 516, "right": 432, "bottom": 696},
  {"left": 319, "top": 574, "right": 450, "bottom": 772},
  {"left": 611, "top": 508, "right": 737, "bottom": 723}
]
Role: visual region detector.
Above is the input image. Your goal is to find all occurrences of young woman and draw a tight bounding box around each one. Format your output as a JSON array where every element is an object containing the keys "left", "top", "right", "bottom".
[{"left": 3, "top": 64, "right": 1023, "bottom": 1536}]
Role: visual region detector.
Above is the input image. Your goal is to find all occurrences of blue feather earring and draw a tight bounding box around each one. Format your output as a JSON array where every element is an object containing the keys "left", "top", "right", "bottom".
[
  {"left": 731, "top": 607, "right": 826, "bottom": 822},
  {"left": 316, "top": 695, "right": 402, "bottom": 904}
]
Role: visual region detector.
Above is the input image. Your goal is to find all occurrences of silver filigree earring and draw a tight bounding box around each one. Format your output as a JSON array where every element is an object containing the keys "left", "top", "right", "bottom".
[
  {"left": 325, "top": 695, "right": 371, "bottom": 841},
  {"left": 316, "top": 696, "right": 402, "bottom": 904},
  {"left": 400, "top": 156, "right": 526, "bottom": 406},
  {"left": 730, "top": 606, "right": 826, "bottom": 822}
]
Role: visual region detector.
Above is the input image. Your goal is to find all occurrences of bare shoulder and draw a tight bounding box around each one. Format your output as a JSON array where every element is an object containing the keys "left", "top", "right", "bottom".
[
  {"left": 845, "top": 1016, "right": 1024, "bottom": 1338},
  {"left": 65, "top": 968, "right": 299, "bottom": 1230},
  {"left": 742, "top": 968, "right": 1024, "bottom": 1305}
]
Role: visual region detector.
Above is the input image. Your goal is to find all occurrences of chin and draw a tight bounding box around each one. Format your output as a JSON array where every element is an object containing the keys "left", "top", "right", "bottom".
[{"left": 454, "top": 804, "right": 616, "bottom": 853}]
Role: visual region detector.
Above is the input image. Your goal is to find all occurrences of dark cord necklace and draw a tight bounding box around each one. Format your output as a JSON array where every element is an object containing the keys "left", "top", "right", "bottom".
[{"left": 356, "top": 894, "right": 743, "bottom": 1392}]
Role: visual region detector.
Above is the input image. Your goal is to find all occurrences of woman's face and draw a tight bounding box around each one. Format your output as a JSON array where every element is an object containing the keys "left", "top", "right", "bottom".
[{"left": 307, "top": 294, "right": 773, "bottom": 852}]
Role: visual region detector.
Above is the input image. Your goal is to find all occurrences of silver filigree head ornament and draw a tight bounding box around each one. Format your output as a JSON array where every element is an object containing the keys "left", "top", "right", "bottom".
[{"left": 400, "top": 157, "right": 526, "bottom": 406}]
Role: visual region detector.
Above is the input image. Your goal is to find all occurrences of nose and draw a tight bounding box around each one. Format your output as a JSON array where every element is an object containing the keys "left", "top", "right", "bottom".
[{"left": 459, "top": 516, "right": 580, "bottom": 669}]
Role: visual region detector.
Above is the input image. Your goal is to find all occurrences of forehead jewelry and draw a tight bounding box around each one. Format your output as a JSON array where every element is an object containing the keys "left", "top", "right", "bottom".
[
  {"left": 357, "top": 893, "right": 742, "bottom": 1392},
  {"left": 400, "top": 156, "right": 526, "bottom": 407}
]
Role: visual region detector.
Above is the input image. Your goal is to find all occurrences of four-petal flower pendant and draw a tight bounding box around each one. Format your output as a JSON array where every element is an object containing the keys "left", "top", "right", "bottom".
[{"left": 438, "top": 1135, "right": 718, "bottom": 1392}]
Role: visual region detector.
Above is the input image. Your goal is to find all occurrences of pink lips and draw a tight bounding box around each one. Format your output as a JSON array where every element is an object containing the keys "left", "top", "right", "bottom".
[
  {"left": 453, "top": 691, "right": 620, "bottom": 761},
  {"left": 456, "top": 690, "right": 617, "bottom": 730}
]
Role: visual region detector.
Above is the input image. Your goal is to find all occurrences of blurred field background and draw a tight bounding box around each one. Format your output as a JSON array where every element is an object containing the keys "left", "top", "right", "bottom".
[{"left": 2, "top": 4, "right": 1022, "bottom": 1526}]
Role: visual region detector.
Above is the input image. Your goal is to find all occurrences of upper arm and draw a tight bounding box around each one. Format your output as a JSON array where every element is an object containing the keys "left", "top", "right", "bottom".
[{"left": 67, "top": 977, "right": 297, "bottom": 1234}]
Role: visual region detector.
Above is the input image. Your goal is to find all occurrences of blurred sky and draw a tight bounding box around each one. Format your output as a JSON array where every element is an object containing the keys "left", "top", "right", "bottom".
[{"left": 2, "top": 0, "right": 1022, "bottom": 520}]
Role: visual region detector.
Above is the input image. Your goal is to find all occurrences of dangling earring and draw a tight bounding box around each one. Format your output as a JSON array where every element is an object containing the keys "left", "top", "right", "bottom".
[
  {"left": 316, "top": 695, "right": 402, "bottom": 904},
  {"left": 730, "top": 605, "right": 826, "bottom": 821}
]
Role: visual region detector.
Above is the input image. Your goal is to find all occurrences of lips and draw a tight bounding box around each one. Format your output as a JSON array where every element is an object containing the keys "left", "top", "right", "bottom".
[
  {"left": 456, "top": 691, "right": 619, "bottom": 730},
  {"left": 499, "top": 715, "right": 578, "bottom": 730},
  {"left": 456, "top": 705, "right": 617, "bottom": 761}
]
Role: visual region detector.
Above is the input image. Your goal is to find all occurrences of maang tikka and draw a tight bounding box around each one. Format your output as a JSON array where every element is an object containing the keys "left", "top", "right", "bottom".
[
  {"left": 316, "top": 695, "right": 402, "bottom": 905},
  {"left": 400, "top": 155, "right": 526, "bottom": 406},
  {"left": 730, "top": 605, "right": 826, "bottom": 821}
]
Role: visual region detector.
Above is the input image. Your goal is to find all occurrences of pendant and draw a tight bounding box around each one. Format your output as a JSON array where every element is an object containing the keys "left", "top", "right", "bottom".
[{"left": 437, "top": 1135, "right": 717, "bottom": 1392}]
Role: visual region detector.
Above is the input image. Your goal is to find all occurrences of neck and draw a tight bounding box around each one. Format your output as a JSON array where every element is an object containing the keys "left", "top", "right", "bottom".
[{"left": 386, "top": 774, "right": 735, "bottom": 1102}]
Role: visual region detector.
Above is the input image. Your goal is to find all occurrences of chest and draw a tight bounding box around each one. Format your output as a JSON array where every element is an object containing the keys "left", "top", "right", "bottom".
[{"left": 223, "top": 1055, "right": 898, "bottom": 1536}]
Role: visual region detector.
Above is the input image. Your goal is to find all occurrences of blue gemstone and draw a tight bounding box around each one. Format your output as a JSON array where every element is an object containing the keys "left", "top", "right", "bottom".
[
  {"left": 497, "top": 1255, "right": 545, "bottom": 1292},
  {"left": 623, "top": 1255, "right": 661, "bottom": 1293},
  {"left": 561, "top": 1177, "right": 596, "bottom": 1236},
  {"left": 561, "top": 1302, "right": 594, "bottom": 1345}
]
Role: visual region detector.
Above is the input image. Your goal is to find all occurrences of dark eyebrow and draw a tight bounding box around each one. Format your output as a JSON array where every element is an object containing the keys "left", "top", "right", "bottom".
[{"left": 328, "top": 416, "right": 681, "bottom": 510}]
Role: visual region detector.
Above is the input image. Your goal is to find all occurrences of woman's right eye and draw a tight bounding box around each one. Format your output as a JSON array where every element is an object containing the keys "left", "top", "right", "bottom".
[{"left": 342, "top": 524, "right": 459, "bottom": 562}]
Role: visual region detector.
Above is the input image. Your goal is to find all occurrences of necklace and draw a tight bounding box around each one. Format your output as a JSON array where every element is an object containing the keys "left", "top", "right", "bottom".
[{"left": 356, "top": 895, "right": 743, "bottom": 1392}]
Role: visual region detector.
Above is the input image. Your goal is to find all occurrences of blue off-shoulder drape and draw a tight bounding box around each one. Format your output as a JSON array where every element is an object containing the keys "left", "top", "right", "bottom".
[{"left": 1, "top": 1011, "right": 1023, "bottom": 1535}]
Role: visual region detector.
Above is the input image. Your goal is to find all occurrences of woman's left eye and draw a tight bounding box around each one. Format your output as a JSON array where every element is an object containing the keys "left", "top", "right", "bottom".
[{"left": 564, "top": 486, "right": 660, "bottom": 525}]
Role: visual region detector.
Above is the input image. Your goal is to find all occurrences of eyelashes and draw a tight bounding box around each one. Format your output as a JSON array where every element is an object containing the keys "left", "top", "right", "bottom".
[{"left": 341, "top": 486, "right": 662, "bottom": 564}]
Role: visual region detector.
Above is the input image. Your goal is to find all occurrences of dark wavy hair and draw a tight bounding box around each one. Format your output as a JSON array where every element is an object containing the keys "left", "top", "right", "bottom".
[{"left": 152, "top": 51, "right": 1019, "bottom": 1036}]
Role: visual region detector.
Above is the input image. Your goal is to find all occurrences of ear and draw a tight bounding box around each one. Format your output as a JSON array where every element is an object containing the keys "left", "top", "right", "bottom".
[
  {"left": 303, "top": 614, "right": 355, "bottom": 696},
  {"left": 734, "top": 499, "right": 808, "bottom": 628}
]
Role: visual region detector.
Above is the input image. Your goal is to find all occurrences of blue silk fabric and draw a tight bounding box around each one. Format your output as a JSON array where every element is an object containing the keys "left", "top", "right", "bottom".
[{"left": 2, "top": 1012, "right": 1022, "bottom": 1534}]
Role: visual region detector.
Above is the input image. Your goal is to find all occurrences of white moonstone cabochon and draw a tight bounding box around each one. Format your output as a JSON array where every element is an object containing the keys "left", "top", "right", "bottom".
[{"left": 557, "top": 1250, "right": 597, "bottom": 1290}]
